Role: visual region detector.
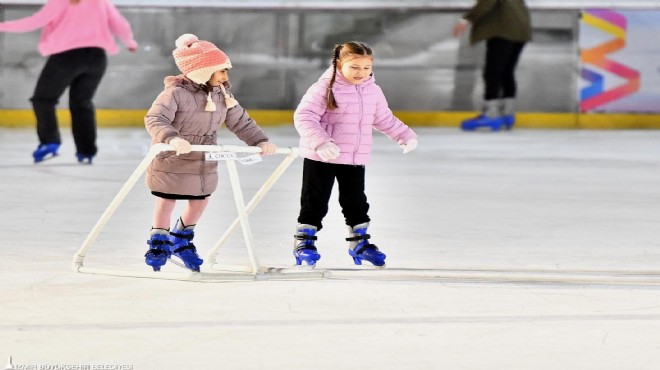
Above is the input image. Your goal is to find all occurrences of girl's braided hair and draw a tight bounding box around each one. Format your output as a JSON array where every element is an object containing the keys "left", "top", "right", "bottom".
[{"left": 326, "top": 41, "right": 373, "bottom": 110}]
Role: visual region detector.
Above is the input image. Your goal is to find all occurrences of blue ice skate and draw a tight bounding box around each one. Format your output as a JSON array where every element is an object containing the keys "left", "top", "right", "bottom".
[
  {"left": 293, "top": 224, "right": 321, "bottom": 267},
  {"left": 461, "top": 114, "right": 505, "bottom": 131},
  {"left": 145, "top": 233, "right": 172, "bottom": 271},
  {"left": 76, "top": 153, "right": 94, "bottom": 164},
  {"left": 32, "top": 143, "right": 60, "bottom": 163},
  {"left": 169, "top": 227, "right": 203, "bottom": 272},
  {"left": 347, "top": 223, "right": 386, "bottom": 267},
  {"left": 502, "top": 114, "right": 515, "bottom": 130}
]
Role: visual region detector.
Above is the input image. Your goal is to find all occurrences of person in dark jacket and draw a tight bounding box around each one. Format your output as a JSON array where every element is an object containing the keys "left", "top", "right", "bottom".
[
  {"left": 453, "top": 0, "right": 531, "bottom": 131},
  {"left": 143, "top": 33, "right": 277, "bottom": 272}
]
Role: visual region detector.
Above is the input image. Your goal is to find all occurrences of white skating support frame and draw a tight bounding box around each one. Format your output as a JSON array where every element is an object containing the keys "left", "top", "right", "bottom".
[
  {"left": 72, "top": 143, "right": 326, "bottom": 281},
  {"left": 71, "top": 144, "right": 660, "bottom": 286}
]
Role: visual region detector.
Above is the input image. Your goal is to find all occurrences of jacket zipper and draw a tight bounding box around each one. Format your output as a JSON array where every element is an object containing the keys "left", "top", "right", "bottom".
[
  {"left": 354, "top": 84, "right": 363, "bottom": 165},
  {"left": 200, "top": 91, "right": 215, "bottom": 195}
]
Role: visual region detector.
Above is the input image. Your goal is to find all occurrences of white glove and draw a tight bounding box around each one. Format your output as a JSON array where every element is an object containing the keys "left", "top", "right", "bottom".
[
  {"left": 257, "top": 142, "right": 277, "bottom": 156},
  {"left": 316, "top": 142, "right": 340, "bottom": 162},
  {"left": 399, "top": 138, "right": 418, "bottom": 154},
  {"left": 169, "top": 137, "right": 192, "bottom": 155}
]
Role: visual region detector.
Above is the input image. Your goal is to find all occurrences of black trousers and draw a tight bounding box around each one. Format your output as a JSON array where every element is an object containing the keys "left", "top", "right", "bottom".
[
  {"left": 483, "top": 37, "right": 526, "bottom": 101},
  {"left": 31, "top": 47, "right": 108, "bottom": 156},
  {"left": 297, "top": 158, "right": 371, "bottom": 231}
]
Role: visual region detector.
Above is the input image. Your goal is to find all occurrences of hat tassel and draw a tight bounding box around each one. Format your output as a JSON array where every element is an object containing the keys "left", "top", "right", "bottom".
[
  {"left": 220, "top": 85, "right": 238, "bottom": 109},
  {"left": 205, "top": 92, "right": 216, "bottom": 112}
]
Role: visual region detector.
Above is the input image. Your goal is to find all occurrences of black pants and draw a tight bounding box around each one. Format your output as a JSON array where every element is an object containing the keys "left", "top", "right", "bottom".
[
  {"left": 297, "top": 158, "right": 370, "bottom": 231},
  {"left": 483, "top": 37, "right": 526, "bottom": 101},
  {"left": 31, "top": 47, "right": 108, "bottom": 156}
]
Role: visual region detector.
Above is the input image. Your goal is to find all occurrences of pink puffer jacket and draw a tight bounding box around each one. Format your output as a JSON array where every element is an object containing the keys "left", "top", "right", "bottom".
[
  {"left": 294, "top": 68, "right": 416, "bottom": 165},
  {"left": 145, "top": 75, "right": 269, "bottom": 196},
  {"left": 0, "top": 0, "right": 137, "bottom": 56}
]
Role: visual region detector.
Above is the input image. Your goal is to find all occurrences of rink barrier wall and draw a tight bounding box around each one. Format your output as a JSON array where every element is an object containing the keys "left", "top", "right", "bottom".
[{"left": 2, "top": 109, "right": 660, "bottom": 129}]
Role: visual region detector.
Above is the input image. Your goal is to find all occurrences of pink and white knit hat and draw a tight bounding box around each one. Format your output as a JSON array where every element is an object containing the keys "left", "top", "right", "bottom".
[
  {"left": 172, "top": 33, "right": 237, "bottom": 111},
  {"left": 172, "top": 33, "right": 232, "bottom": 85}
]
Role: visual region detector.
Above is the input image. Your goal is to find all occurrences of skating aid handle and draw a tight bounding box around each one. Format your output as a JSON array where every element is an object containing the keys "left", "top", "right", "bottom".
[{"left": 150, "top": 143, "right": 298, "bottom": 156}]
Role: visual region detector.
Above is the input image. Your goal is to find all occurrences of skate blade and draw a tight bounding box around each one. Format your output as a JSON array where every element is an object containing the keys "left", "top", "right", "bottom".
[
  {"left": 293, "top": 263, "right": 317, "bottom": 270},
  {"left": 168, "top": 256, "right": 201, "bottom": 272},
  {"left": 34, "top": 153, "right": 59, "bottom": 163}
]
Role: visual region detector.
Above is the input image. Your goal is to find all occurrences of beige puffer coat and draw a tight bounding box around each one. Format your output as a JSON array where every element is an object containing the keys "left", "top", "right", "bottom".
[{"left": 145, "top": 75, "right": 269, "bottom": 196}]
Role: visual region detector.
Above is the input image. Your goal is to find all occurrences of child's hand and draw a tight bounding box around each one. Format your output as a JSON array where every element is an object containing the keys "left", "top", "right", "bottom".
[
  {"left": 316, "top": 142, "right": 340, "bottom": 162},
  {"left": 169, "top": 137, "right": 192, "bottom": 155},
  {"left": 257, "top": 142, "right": 277, "bottom": 156},
  {"left": 399, "top": 138, "right": 418, "bottom": 154}
]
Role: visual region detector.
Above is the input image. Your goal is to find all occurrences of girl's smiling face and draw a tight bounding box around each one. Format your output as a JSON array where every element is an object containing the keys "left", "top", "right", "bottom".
[
  {"left": 338, "top": 56, "right": 373, "bottom": 85},
  {"left": 208, "top": 69, "right": 229, "bottom": 87}
]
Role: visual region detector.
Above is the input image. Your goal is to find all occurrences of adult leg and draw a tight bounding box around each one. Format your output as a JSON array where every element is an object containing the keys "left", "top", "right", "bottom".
[
  {"left": 69, "top": 48, "right": 108, "bottom": 158},
  {"left": 31, "top": 52, "right": 79, "bottom": 145},
  {"left": 483, "top": 37, "right": 512, "bottom": 102},
  {"left": 497, "top": 41, "right": 526, "bottom": 128},
  {"left": 501, "top": 41, "right": 526, "bottom": 100},
  {"left": 462, "top": 37, "right": 514, "bottom": 131}
]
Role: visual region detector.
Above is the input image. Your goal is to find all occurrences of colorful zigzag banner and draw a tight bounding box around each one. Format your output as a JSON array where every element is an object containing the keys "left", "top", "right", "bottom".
[{"left": 579, "top": 9, "right": 640, "bottom": 112}]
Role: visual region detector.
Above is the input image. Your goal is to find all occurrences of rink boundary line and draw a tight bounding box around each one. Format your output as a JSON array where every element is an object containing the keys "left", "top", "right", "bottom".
[
  {"left": 2, "top": 109, "right": 660, "bottom": 129},
  {"left": 323, "top": 267, "right": 660, "bottom": 286},
  {"left": 75, "top": 265, "right": 660, "bottom": 286}
]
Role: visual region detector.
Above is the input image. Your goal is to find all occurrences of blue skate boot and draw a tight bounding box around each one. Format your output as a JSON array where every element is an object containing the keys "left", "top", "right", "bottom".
[
  {"left": 145, "top": 229, "right": 172, "bottom": 271},
  {"left": 461, "top": 100, "right": 506, "bottom": 131},
  {"left": 460, "top": 114, "right": 505, "bottom": 131},
  {"left": 169, "top": 218, "right": 203, "bottom": 272},
  {"left": 502, "top": 98, "right": 516, "bottom": 130},
  {"left": 76, "top": 153, "right": 94, "bottom": 164},
  {"left": 32, "top": 143, "right": 60, "bottom": 163},
  {"left": 347, "top": 222, "right": 386, "bottom": 267},
  {"left": 502, "top": 114, "right": 515, "bottom": 130},
  {"left": 293, "top": 224, "right": 321, "bottom": 267}
]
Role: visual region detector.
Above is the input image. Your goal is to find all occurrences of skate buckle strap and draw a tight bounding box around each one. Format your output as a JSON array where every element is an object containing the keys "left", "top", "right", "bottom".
[
  {"left": 147, "top": 238, "right": 172, "bottom": 247},
  {"left": 173, "top": 244, "right": 198, "bottom": 254},
  {"left": 146, "top": 249, "right": 169, "bottom": 257},
  {"left": 170, "top": 231, "right": 194, "bottom": 240},
  {"left": 145, "top": 242, "right": 171, "bottom": 257},
  {"left": 345, "top": 233, "right": 370, "bottom": 242},
  {"left": 295, "top": 245, "right": 318, "bottom": 253},
  {"left": 294, "top": 234, "right": 317, "bottom": 241},
  {"left": 353, "top": 243, "right": 379, "bottom": 255}
]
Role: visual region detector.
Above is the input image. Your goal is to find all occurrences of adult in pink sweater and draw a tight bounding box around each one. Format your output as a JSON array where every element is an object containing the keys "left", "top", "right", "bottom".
[
  {"left": 0, "top": 0, "right": 138, "bottom": 164},
  {"left": 292, "top": 41, "right": 418, "bottom": 268}
]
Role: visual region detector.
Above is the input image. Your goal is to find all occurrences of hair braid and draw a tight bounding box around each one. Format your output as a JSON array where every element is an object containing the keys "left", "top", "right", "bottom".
[{"left": 326, "top": 44, "right": 342, "bottom": 110}]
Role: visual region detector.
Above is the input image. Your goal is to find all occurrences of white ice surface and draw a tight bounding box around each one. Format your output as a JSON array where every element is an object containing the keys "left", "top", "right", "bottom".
[{"left": 1, "top": 126, "right": 660, "bottom": 369}]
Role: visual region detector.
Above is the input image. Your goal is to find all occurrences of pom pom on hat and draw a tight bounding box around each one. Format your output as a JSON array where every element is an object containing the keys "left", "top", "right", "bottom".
[{"left": 173, "top": 33, "right": 232, "bottom": 85}]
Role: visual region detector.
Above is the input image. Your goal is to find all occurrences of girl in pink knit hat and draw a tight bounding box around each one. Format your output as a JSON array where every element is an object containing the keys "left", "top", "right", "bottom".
[
  {"left": 0, "top": 0, "right": 138, "bottom": 164},
  {"left": 143, "top": 33, "right": 277, "bottom": 272}
]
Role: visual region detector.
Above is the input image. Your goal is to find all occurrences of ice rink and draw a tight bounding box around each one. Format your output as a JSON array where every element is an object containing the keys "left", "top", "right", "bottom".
[{"left": 2, "top": 125, "right": 660, "bottom": 369}]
